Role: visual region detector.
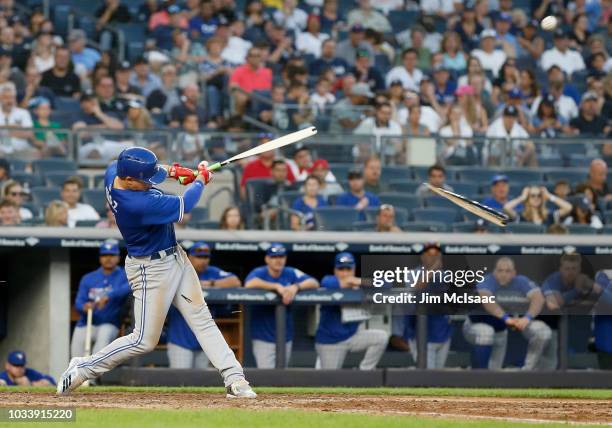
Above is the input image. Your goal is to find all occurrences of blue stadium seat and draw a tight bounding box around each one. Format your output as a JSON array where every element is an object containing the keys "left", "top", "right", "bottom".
[
  {"left": 81, "top": 189, "right": 107, "bottom": 216},
  {"left": 352, "top": 221, "right": 376, "bottom": 231},
  {"left": 603, "top": 225, "right": 612, "bottom": 234},
  {"left": 381, "top": 166, "right": 410, "bottom": 182},
  {"left": 126, "top": 41, "right": 145, "bottom": 62},
  {"left": 49, "top": 111, "right": 76, "bottom": 128},
  {"left": 401, "top": 221, "right": 448, "bottom": 232},
  {"left": 52, "top": 5, "right": 71, "bottom": 36},
  {"left": 545, "top": 169, "right": 587, "bottom": 184},
  {"left": 412, "top": 208, "right": 459, "bottom": 223},
  {"left": 566, "top": 224, "right": 600, "bottom": 235},
  {"left": 452, "top": 222, "right": 478, "bottom": 232},
  {"left": 7, "top": 158, "right": 27, "bottom": 171},
  {"left": 55, "top": 96, "right": 81, "bottom": 113},
  {"left": 537, "top": 156, "right": 563, "bottom": 167},
  {"left": 30, "top": 187, "right": 61, "bottom": 206},
  {"left": 77, "top": 15, "right": 97, "bottom": 40},
  {"left": 388, "top": 180, "right": 420, "bottom": 193},
  {"left": 93, "top": 174, "right": 106, "bottom": 188},
  {"left": 75, "top": 220, "right": 99, "bottom": 227},
  {"left": 388, "top": 10, "right": 419, "bottom": 33},
  {"left": 446, "top": 181, "right": 480, "bottom": 196},
  {"left": 245, "top": 178, "right": 276, "bottom": 217},
  {"left": 45, "top": 172, "right": 89, "bottom": 188},
  {"left": 115, "top": 23, "right": 147, "bottom": 43},
  {"left": 374, "top": 54, "right": 391, "bottom": 75},
  {"left": 193, "top": 220, "right": 220, "bottom": 230},
  {"left": 504, "top": 170, "right": 544, "bottom": 184},
  {"left": 411, "top": 166, "right": 430, "bottom": 181},
  {"left": 314, "top": 207, "right": 359, "bottom": 231},
  {"left": 363, "top": 207, "right": 408, "bottom": 224},
  {"left": 505, "top": 223, "right": 546, "bottom": 234},
  {"left": 557, "top": 142, "right": 586, "bottom": 157},
  {"left": 329, "top": 163, "right": 355, "bottom": 181},
  {"left": 32, "top": 159, "right": 77, "bottom": 175},
  {"left": 568, "top": 154, "right": 595, "bottom": 167},
  {"left": 379, "top": 193, "right": 421, "bottom": 212},
  {"left": 604, "top": 211, "right": 612, "bottom": 224},
  {"left": 22, "top": 202, "right": 42, "bottom": 219},
  {"left": 189, "top": 207, "right": 209, "bottom": 223},
  {"left": 422, "top": 196, "right": 460, "bottom": 211},
  {"left": 457, "top": 169, "right": 496, "bottom": 183},
  {"left": 278, "top": 191, "right": 303, "bottom": 208},
  {"left": 10, "top": 172, "right": 44, "bottom": 188},
  {"left": 513, "top": 0, "right": 532, "bottom": 11}
]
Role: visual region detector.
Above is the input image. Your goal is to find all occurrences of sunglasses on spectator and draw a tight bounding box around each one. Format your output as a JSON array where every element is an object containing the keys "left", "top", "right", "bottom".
[
  {"left": 529, "top": 193, "right": 541, "bottom": 198},
  {"left": 9, "top": 191, "right": 24, "bottom": 197}
]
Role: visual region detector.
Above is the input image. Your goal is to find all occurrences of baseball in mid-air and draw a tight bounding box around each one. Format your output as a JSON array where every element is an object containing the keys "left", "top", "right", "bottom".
[{"left": 541, "top": 15, "right": 558, "bottom": 31}]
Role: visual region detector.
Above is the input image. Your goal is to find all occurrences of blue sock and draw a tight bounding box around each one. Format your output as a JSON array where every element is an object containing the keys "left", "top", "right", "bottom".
[{"left": 471, "top": 345, "right": 492, "bottom": 369}]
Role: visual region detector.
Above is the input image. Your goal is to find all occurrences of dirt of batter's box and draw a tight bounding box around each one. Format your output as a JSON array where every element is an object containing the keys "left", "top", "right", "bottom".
[{"left": 2, "top": 392, "right": 612, "bottom": 424}]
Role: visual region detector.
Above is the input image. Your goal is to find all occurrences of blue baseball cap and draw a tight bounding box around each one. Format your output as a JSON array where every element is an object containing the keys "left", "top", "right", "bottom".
[
  {"left": 100, "top": 240, "right": 120, "bottom": 256},
  {"left": 335, "top": 252, "right": 355, "bottom": 268},
  {"left": 508, "top": 87, "right": 522, "bottom": 99},
  {"left": 189, "top": 241, "right": 211, "bottom": 257},
  {"left": 491, "top": 174, "right": 509, "bottom": 185},
  {"left": 8, "top": 351, "right": 26, "bottom": 366},
  {"left": 266, "top": 243, "right": 287, "bottom": 257}
]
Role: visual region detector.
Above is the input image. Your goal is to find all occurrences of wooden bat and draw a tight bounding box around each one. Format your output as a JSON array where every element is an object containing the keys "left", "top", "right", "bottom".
[
  {"left": 82, "top": 306, "right": 94, "bottom": 387},
  {"left": 425, "top": 183, "right": 509, "bottom": 227}
]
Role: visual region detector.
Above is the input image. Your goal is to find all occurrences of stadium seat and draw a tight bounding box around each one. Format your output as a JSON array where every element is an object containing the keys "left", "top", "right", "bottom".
[
  {"left": 604, "top": 211, "right": 612, "bottom": 224},
  {"left": 402, "top": 221, "right": 448, "bottom": 232},
  {"left": 602, "top": 225, "right": 612, "bottom": 235},
  {"left": 446, "top": 181, "right": 480, "bottom": 196},
  {"left": 30, "top": 187, "right": 61, "bottom": 206},
  {"left": 81, "top": 189, "right": 107, "bottom": 216},
  {"left": 189, "top": 207, "right": 209, "bottom": 223},
  {"left": 422, "top": 196, "right": 460, "bottom": 211},
  {"left": 457, "top": 169, "right": 496, "bottom": 183},
  {"left": 452, "top": 221, "right": 478, "bottom": 232},
  {"left": 568, "top": 154, "right": 595, "bottom": 167},
  {"left": 93, "top": 174, "right": 106, "bottom": 188},
  {"left": 51, "top": 4, "right": 71, "bottom": 36},
  {"left": 363, "top": 207, "right": 408, "bottom": 224},
  {"left": 314, "top": 207, "right": 359, "bottom": 231},
  {"left": 76, "top": 15, "right": 97, "bottom": 39},
  {"left": 278, "top": 191, "right": 303, "bottom": 208},
  {"left": 75, "top": 220, "right": 99, "bottom": 227},
  {"left": 388, "top": 180, "right": 420, "bottom": 193},
  {"left": 566, "top": 224, "right": 600, "bottom": 235},
  {"left": 380, "top": 166, "right": 410, "bottom": 182},
  {"left": 328, "top": 163, "right": 355, "bottom": 182},
  {"left": 537, "top": 156, "right": 563, "bottom": 167},
  {"left": 352, "top": 221, "right": 376, "bottom": 231},
  {"left": 126, "top": 41, "right": 145, "bottom": 62},
  {"left": 412, "top": 208, "right": 459, "bottom": 223},
  {"left": 411, "top": 166, "right": 430, "bottom": 181},
  {"left": 245, "top": 178, "right": 277, "bottom": 220},
  {"left": 192, "top": 220, "right": 220, "bottom": 230},
  {"left": 545, "top": 170, "right": 587, "bottom": 184},
  {"left": 388, "top": 10, "right": 419, "bottom": 33},
  {"left": 54, "top": 96, "right": 81, "bottom": 113},
  {"left": 378, "top": 193, "right": 421, "bottom": 212},
  {"left": 45, "top": 172, "right": 89, "bottom": 188},
  {"left": 504, "top": 170, "right": 544, "bottom": 184},
  {"left": 7, "top": 158, "right": 27, "bottom": 171},
  {"left": 32, "top": 159, "right": 77, "bottom": 176},
  {"left": 115, "top": 23, "right": 147, "bottom": 44},
  {"left": 505, "top": 223, "right": 546, "bottom": 234},
  {"left": 10, "top": 172, "right": 43, "bottom": 188},
  {"left": 22, "top": 202, "right": 42, "bottom": 219}
]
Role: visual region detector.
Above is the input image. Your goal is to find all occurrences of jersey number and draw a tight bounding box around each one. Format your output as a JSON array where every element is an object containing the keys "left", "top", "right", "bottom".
[{"left": 105, "top": 186, "right": 118, "bottom": 213}]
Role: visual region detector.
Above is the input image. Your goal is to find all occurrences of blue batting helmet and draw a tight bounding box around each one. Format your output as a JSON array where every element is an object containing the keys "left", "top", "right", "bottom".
[{"left": 116, "top": 147, "right": 167, "bottom": 184}]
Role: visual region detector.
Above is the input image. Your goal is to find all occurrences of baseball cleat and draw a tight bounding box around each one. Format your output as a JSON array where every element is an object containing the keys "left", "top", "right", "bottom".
[
  {"left": 56, "top": 357, "right": 87, "bottom": 395},
  {"left": 226, "top": 379, "right": 257, "bottom": 399}
]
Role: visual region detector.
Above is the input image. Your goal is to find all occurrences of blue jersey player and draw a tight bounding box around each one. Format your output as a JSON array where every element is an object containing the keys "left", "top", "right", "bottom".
[
  {"left": 166, "top": 241, "right": 241, "bottom": 369},
  {"left": 0, "top": 351, "right": 55, "bottom": 386},
  {"left": 57, "top": 147, "right": 256, "bottom": 398}
]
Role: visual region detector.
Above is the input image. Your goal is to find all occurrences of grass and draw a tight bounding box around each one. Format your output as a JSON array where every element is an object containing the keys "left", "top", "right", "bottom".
[
  {"left": 0, "top": 408, "right": 604, "bottom": 428},
  {"left": 2, "top": 386, "right": 612, "bottom": 399}
]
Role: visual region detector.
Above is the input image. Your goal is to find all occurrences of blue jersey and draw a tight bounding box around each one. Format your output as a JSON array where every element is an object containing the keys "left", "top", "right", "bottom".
[
  {"left": 291, "top": 195, "right": 327, "bottom": 227},
  {"left": 75, "top": 267, "right": 130, "bottom": 327},
  {"left": 166, "top": 265, "right": 238, "bottom": 350},
  {"left": 105, "top": 161, "right": 183, "bottom": 256},
  {"left": 335, "top": 191, "right": 380, "bottom": 220},
  {"left": 0, "top": 368, "right": 55, "bottom": 386},
  {"left": 315, "top": 275, "right": 360, "bottom": 344},
  {"left": 470, "top": 273, "right": 537, "bottom": 331},
  {"left": 594, "top": 271, "right": 612, "bottom": 353},
  {"left": 541, "top": 271, "right": 582, "bottom": 305},
  {"left": 247, "top": 266, "right": 312, "bottom": 343}
]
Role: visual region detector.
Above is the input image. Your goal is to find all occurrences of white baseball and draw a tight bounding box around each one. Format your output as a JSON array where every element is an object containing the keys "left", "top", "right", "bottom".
[{"left": 541, "top": 16, "right": 558, "bottom": 31}]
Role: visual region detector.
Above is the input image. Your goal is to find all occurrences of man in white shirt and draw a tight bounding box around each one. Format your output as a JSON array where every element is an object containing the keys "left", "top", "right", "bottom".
[
  {"left": 530, "top": 80, "right": 578, "bottom": 122},
  {"left": 295, "top": 15, "right": 329, "bottom": 58},
  {"left": 221, "top": 20, "right": 252, "bottom": 65},
  {"left": 354, "top": 102, "right": 402, "bottom": 136},
  {"left": 397, "top": 90, "right": 442, "bottom": 133},
  {"left": 472, "top": 29, "right": 507, "bottom": 78},
  {"left": 540, "top": 29, "right": 585, "bottom": 77},
  {"left": 0, "top": 83, "right": 34, "bottom": 155},
  {"left": 347, "top": 0, "right": 392, "bottom": 33},
  {"left": 61, "top": 176, "right": 100, "bottom": 228},
  {"left": 484, "top": 105, "right": 536, "bottom": 167},
  {"left": 385, "top": 48, "right": 423, "bottom": 92}
]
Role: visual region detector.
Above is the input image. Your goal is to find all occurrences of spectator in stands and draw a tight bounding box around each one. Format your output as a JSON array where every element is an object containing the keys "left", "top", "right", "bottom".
[
  {"left": 95, "top": 76, "right": 127, "bottom": 119},
  {"left": 528, "top": 94, "right": 568, "bottom": 138},
  {"left": 336, "top": 170, "right": 380, "bottom": 220},
  {"left": 569, "top": 12, "right": 591, "bottom": 51},
  {"left": 439, "top": 103, "right": 476, "bottom": 165},
  {"left": 0, "top": 158, "right": 9, "bottom": 183},
  {"left": 220, "top": 206, "right": 244, "bottom": 230},
  {"left": 504, "top": 185, "right": 572, "bottom": 226},
  {"left": 61, "top": 176, "right": 100, "bottom": 228},
  {"left": 229, "top": 46, "right": 272, "bottom": 115},
  {"left": 563, "top": 194, "right": 604, "bottom": 229},
  {"left": 517, "top": 20, "right": 545, "bottom": 62},
  {"left": 583, "top": 159, "right": 611, "bottom": 201},
  {"left": 491, "top": 60, "right": 520, "bottom": 106},
  {"left": 171, "top": 28, "right": 206, "bottom": 76},
  {"left": 174, "top": 113, "right": 206, "bottom": 162},
  {"left": 540, "top": 29, "right": 586, "bottom": 77},
  {"left": 440, "top": 31, "right": 467, "bottom": 73},
  {"left": 284, "top": 82, "right": 314, "bottom": 131},
  {"left": 40, "top": 47, "right": 81, "bottom": 98},
  {"left": 416, "top": 165, "right": 453, "bottom": 198},
  {"left": 390, "top": 243, "right": 452, "bottom": 369},
  {"left": 455, "top": 84, "right": 488, "bottom": 135},
  {"left": 463, "top": 257, "right": 551, "bottom": 370},
  {"left": 347, "top": 0, "right": 391, "bottom": 33},
  {"left": 472, "top": 29, "right": 507, "bottom": 78},
  {"left": 404, "top": 104, "right": 431, "bottom": 136},
  {"left": 125, "top": 99, "right": 153, "bottom": 130},
  {"left": 309, "top": 78, "right": 336, "bottom": 117},
  {"left": 290, "top": 175, "right": 327, "bottom": 230},
  {"left": 574, "top": 182, "right": 599, "bottom": 212},
  {"left": 453, "top": 5, "right": 482, "bottom": 53},
  {"left": 493, "top": 13, "right": 518, "bottom": 58},
  {"left": 0, "top": 83, "right": 33, "bottom": 156},
  {"left": 315, "top": 252, "right": 388, "bottom": 369},
  {"left": 0, "top": 199, "right": 19, "bottom": 226},
  {"left": 361, "top": 155, "right": 384, "bottom": 194},
  {"left": 152, "top": 5, "right": 187, "bottom": 51},
  {"left": 518, "top": 69, "right": 539, "bottom": 109},
  {"left": 329, "top": 82, "right": 373, "bottom": 133},
  {"left": 95, "top": 0, "right": 131, "bottom": 51},
  {"left": 482, "top": 174, "right": 513, "bottom": 211},
  {"left": 494, "top": 87, "right": 531, "bottom": 130},
  {"left": 405, "top": 26, "right": 432, "bottom": 71},
  {"left": 553, "top": 179, "right": 572, "bottom": 200},
  {"left": 71, "top": 240, "right": 129, "bottom": 359},
  {"left": 350, "top": 48, "right": 384, "bottom": 92},
  {"left": 0, "top": 351, "right": 54, "bottom": 386},
  {"left": 569, "top": 92, "right": 610, "bottom": 137},
  {"left": 308, "top": 159, "right": 343, "bottom": 197},
  {"left": 146, "top": 63, "right": 181, "bottom": 115},
  {"left": 44, "top": 200, "right": 68, "bottom": 227},
  {"left": 458, "top": 56, "right": 493, "bottom": 95},
  {"left": 19, "top": 65, "right": 54, "bottom": 113},
  {"left": 166, "top": 241, "right": 241, "bottom": 369},
  {"left": 484, "top": 105, "right": 535, "bottom": 167},
  {"left": 397, "top": 90, "right": 441, "bottom": 134},
  {"left": 286, "top": 146, "right": 312, "bottom": 182},
  {"left": 385, "top": 48, "right": 423, "bottom": 92},
  {"left": 530, "top": 75, "right": 578, "bottom": 124},
  {"left": 354, "top": 102, "right": 402, "bottom": 141},
  {"left": 245, "top": 243, "right": 319, "bottom": 368},
  {"left": 95, "top": 205, "right": 117, "bottom": 229},
  {"left": 432, "top": 65, "right": 456, "bottom": 107},
  {"left": 189, "top": 0, "right": 219, "bottom": 42},
  {"left": 273, "top": 0, "right": 308, "bottom": 32},
  {"left": 169, "top": 84, "right": 208, "bottom": 128},
  {"left": 221, "top": 18, "right": 253, "bottom": 66},
  {"left": 129, "top": 57, "right": 162, "bottom": 99},
  {"left": 72, "top": 91, "right": 124, "bottom": 130},
  {"left": 67, "top": 29, "right": 100, "bottom": 76},
  {"left": 199, "top": 36, "right": 233, "bottom": 122},
  {"left": 593, "top": 270, "right": 612, "bottom": 369},
  {"left": 310, "top": 40, "right": 349, "bottom": 81},
  {"left": 32, "top": 97, "right": 66, "bottom": 156},
  {"left": 375, "top": 204, "right": 401, "bottom": 232},
  {"left": 336, "top": 24, "right": 374, "bottom": 66},
  {"left": 2, "top": 179, "right": 32, "bottom": 220},
  {"left": 148, "top": 1, "right": 188, "bottom": 31},
  {"left": 296, "top": 14, "right": 329, "bottom": 58}
]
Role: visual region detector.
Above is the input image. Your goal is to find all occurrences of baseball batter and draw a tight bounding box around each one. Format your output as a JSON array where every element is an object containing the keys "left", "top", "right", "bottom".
[{"left": 57, "top": 147, "right": 256, "bottom": 398}]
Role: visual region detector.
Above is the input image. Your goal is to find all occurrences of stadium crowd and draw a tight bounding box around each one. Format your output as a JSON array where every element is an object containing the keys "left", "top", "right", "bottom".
[{"left": 0, "top": 0, "right": 611, "bottom": 232}]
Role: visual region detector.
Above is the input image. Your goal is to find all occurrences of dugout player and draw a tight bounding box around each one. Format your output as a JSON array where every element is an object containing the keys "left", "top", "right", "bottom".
[
  {"left": 166, "top": 241, "right": 241, "bottom": 369},
  {"left": 315, "top": 252, "right": 388, "bottom": 369},
  {"left": 389, "top": 243, "right": 452, "bottom": 369},
  {"left": 58, "top": 147, "right": 256, "bottom": 398},
  {"left": 71, "top": 240, "right": 130, "bottom": 358},
  {"left": 0, "top": 351, "right": 55, "bottom": 386},
  {"left": 245, "top": 243, "right": 319, "bottom": 368},
  {"left": 463, "top": 257, "right": 552, "bottom": 370},
  {"left": 593, "top": 270, "right": 612, "bottom": 369}
]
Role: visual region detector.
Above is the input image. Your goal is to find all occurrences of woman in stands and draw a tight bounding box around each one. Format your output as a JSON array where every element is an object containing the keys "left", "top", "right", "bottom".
[
  {"left": 457, "top": 56, "right": 493, "bottom": 94},
  {"left": 528, "top": 94, "right": 569, "bottom": 138},
  {"left": 220, "top": 206, "right": 244, "bottom": 230},
  {"left": 438, "top": 103, "right": 476, "bottom": 166},
  {"left": 1, "top": 180, "right": 32, "bottom": 221},
  {"left": 44, "top": 200, "right": 68, "bottom": 227},
  {"left": 455, "top": 83, "right": 488, "bottom": 135},
  {"left": 492, "top": 59, "right": 520, "bottom": 106},
  {"left": 440, "top": 31, "right": 467, "bottom": 74},
  {"left": 563, "top": 194, "right": 603, "bottom": 230},
  {"left": 504, "top": 185, "right": 572, "bottom": 226},
  {"left": 291, "top": 175, "right": 327, "bottom": 231},
  {"left": 518, "top": 68, "right": 539, "bottom": 109}
]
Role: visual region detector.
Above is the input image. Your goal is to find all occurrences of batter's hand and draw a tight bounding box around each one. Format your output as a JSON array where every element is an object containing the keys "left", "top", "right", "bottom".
[
  {"left": 168, "top": 163, "right": 197, "bottom": 185},
  {"left": 197, "top": 161, "right": 213, "bottom": 184}
]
